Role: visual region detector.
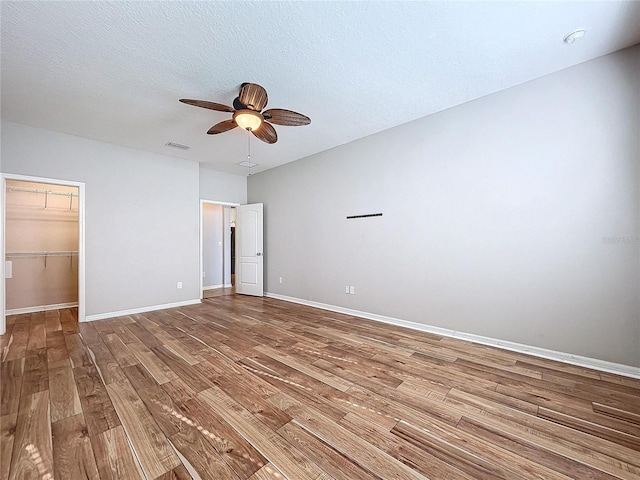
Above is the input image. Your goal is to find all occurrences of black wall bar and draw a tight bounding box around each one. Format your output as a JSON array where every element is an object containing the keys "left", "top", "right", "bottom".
[{"left": 346, "top": 213, "right": 383, "bottom": 219}]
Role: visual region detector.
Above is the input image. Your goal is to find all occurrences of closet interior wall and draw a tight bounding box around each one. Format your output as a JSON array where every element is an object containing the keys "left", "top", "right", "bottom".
[
  {"left": 5, "top": 180, "right": 79, "bottom": 311},
  {"left": 202, "top": 204, "right": 232, "bottom": 290}
]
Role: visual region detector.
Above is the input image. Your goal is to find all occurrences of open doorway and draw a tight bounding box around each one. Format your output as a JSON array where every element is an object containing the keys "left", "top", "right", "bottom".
[
  {"left": 200, "top": 201, "right": 238, "bottom": 299},
  {"left": 2, "top": 175, "right": 85, "bottom": 334}
]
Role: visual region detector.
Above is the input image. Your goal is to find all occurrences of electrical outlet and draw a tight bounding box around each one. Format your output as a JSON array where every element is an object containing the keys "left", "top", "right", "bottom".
[
  {"left": 349, "top": 286, "right": 355, "bottom": 295},
  {"left": 202, "top": 272, "right": 206, "bottom": 278},
  {"left": 345, "top": 285, "right": 350, "bottom": 294},
  {"left": 177, "top": 281, "right": 183, "bottom": 289},
  {"left": 279, "top": 276, "right": 283, "bottom": 284}
]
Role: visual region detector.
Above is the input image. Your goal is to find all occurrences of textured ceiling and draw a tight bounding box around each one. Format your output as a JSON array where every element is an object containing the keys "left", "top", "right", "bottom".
[{"left": 2, "top": 1, "right": 639, "bottom": 175}]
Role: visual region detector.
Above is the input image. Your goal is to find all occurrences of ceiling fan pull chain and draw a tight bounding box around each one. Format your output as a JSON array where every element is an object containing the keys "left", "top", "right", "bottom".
[{"left": 247, "top": 132, "right": 252, "bottom": 176}]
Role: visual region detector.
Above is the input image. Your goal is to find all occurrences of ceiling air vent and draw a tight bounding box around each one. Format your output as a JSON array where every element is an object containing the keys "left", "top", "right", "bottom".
[
  {"left": 236, "top": 160, "right": 258, "bottom": 168},
  {"left": 165, "top": 141, "right": 191, "bottom": 150}
]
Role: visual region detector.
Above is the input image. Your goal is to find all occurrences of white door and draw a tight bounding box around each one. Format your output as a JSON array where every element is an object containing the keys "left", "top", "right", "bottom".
[{"left": 236, "top": 203, "right": 263, "bottom": 296}]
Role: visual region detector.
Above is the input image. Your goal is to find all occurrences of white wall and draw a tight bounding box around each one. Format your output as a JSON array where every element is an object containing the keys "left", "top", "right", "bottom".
[
  {"left": 249, "top": 46, "right": 640, "bottom": 367},
  {"left": 1, "top": 121, "right": 246, "bottom": 318},
  {"left": 202, "top": 203, "right": 224, "bottom": 288},
  {"left": 200, "top": 165, "right": 247, "bottom": 205}
]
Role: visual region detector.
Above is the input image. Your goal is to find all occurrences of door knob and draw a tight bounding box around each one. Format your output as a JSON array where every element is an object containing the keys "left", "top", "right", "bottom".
[{"left": 257, "top": 252, "right": 262, "bottom": 256}]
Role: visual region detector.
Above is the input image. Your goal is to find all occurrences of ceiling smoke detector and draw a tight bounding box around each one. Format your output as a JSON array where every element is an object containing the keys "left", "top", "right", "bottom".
[{"left": 563, "top": 29, "right": 586, "bottom": 44}]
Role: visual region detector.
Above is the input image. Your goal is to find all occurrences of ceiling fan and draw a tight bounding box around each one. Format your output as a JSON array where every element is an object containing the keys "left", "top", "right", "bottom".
[{"left": 179, "top": 83, "right": 310, "bottom": 144}]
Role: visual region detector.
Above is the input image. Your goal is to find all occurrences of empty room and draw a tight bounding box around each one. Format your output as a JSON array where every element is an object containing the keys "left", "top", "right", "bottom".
[{"left": 1, "top": 1, "right": 639, "bottom": 479}]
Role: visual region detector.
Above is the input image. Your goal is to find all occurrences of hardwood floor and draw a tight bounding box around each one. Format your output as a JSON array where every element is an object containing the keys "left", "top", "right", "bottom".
[
  {"left": 203, "top": 286, "right": 235, "bottom": 299},
  {"left": 1, "top": 296, "right": 639, "bottom": 480}
]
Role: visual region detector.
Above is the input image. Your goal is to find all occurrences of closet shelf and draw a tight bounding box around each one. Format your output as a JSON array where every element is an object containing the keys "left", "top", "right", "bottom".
[
  {"left": 6, "top": 251, "right": 79, "bottom": 257},
  {"left": 7, "top": 186, "right": 78, "bottom": 197},
  {"left": 7, "top": 185, "right": 78, "bottom": 210}
]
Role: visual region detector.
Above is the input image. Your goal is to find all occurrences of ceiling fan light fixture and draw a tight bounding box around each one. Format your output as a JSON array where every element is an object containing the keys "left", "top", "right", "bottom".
[
  {"left": 233, "top": 109, "right": 263, "bottom": 131},
  {"left": 181, "top": 83, "right": 308, "bottom": 144}
]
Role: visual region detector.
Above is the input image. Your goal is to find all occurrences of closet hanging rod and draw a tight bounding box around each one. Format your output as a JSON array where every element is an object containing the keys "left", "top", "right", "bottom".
[
  {"left": 6, "top": 251, "right": 79, "bottom": 257},
  {"left": 7, "top": 186, "right": 78, "bottom": 197}
]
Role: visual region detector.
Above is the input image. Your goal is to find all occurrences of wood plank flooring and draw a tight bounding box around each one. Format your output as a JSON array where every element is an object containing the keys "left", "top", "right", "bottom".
[{"left": 1, "top": 296, "right": 639, "bottom": 480}]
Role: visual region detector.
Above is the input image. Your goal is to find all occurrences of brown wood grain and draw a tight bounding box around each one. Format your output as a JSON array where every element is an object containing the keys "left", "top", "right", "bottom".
[
  {"left": 180, "top": 397, "right": 267, "bottom": 478},
  {"left": 9, "top": 391, "right": 53, "bottom": 480},
  {"left": 338, "top": 410, "right": 476, "bottom": 480},
  {"left": 106, "top": 379, "right": 180, "bottom": 478},
  {"left": 445, "top": 388, "right": 640, "bottom": 469},
  {"left": 103, "top": 333, "right": 139, "bottom": 368},
  {"left": 154, "top": 464, "right": 193, "bottom": 480},
  {"left": 277, "top": 419, "right": 380, "bottom": 480},
  {"left": 20, "top": 349, "right": 49, "bottom": 401},
  {"left": 127, "top": 341, "right": 178, "bottom": 384},
  {"left": 161, "top": 377, "right": 198, "bottom": 406},
  {"left": 65, "top": 333, "right": 94, "bottom": 368},
  {"left": 92, "top": 426, "right": 145, "bottom": 480},
  {"left": 73, "top": 364, "right": 121, "bottom": 436},
  {"left": 46, "top": 330, "right": 69, "bottom": 365},
  {"left": 290, "top": 406, "right": 427, "bottom": 480},
  {"left": 456, "top": 416, "right": 618, "bottom": 480},
  {"left": 60, "top": 309, "right": 79, "bottom": 335},
  {"left": 0, "top": 413, "right": 18, "bottom": 480},
  {"left": 3, "top": 298, "right": 640, "bottom": 480},
  {"left": 124, "top": 321, "right": 161, "bottom": 348},
  {"left": 168, "top": 430, "right": 241, "bottom": 480},
  {"left": 3, "top": 317, "right": 29, "bottom": 362},
  {"left": 594, "top": 402, "right": 640, "bottom": 426},
  {"left": 78, "top": 322, "right": 104, "bottom": 346},
  {"left": 538, "top": 406, "right": 640, "bottom": 450},
  {"left": 198, "top": 386, "right": 324, "bottom": 480},
  {"left": 26, "top": 316, "right": 47, "bottom": 352},
  {"left": 86, "top": 341, "right": 128, "bottom": 385},
  {"left": 44, "top": 310, "right": 62, "bottom": 334},
  {"left": 0, "top": 358, "right": 23, "bottom": 416},
  {"left": 151, "top": 345, "right": 212, "bottom": 392},
  {"left": 247, "top": 463, "right": 286, "bottom": 480},
  {"left": 52, "top": 413, "right": 100, "bottom": 479},
  {"left": 49, "top": 366, "right": 82, "bottom": 422}
]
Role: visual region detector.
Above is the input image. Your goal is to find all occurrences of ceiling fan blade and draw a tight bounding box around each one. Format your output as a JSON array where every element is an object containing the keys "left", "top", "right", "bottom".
[
  {"left": 180, "top": 99, "right": 235, "bottom": 113},
  {"left": 207, "top": 119, "right": 237, "bottom": 135},
  {"left": 252, "top": 122, "right": 277, "bottom": 144},
  {"left": 262, "top": 108, "right": 311, "bottom": 126},
  {"left": 239, "top": 83, "right": 268, "bottom": 111}
]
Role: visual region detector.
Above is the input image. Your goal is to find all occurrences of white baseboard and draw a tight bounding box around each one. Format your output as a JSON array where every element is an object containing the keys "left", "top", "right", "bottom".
[
  {"left": 265, "top": 292, "right": 640, "bottom": 379},
  {"left": 6, "top": 302, "right": 78, "bottom": 315},
  {"left": 85, "top": 299, "right": 201, "bottom": 322},
  {"left": 203, "top": 284, "right": 234, "bottom": 290}
]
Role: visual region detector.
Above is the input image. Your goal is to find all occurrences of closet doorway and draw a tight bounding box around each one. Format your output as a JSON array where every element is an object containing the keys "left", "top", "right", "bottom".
[
  {"left": 200, "top": 200, "right": 238, "bottom": 299},
  {"left": 1, "top": 174, "right": 85, "bottom": 334}
]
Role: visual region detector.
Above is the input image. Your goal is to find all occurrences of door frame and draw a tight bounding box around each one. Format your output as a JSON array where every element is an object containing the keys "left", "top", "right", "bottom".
[
  {"left": 1, "top": 173, "right": 86, "bottom": 334},
  {"left": 199, "top": 199, "right": 240, "bottom": 299}
]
